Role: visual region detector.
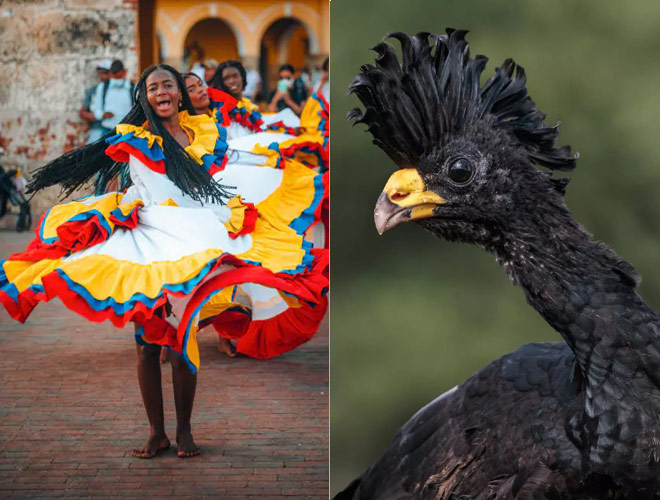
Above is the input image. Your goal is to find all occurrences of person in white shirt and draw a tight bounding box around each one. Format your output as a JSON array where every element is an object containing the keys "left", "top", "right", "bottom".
[
  {"left": 80, "top": 59, "right": 111, "bottom": 144},
  {"left": 244, "top": 67, "right": 262, "bottom": 101},
  {"left": 92, "top": 59, "right": 135, "bottom": 131}
]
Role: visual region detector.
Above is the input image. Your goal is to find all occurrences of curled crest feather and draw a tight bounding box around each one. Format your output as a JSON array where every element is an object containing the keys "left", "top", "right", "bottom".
[{"left": 348, "top": 29, "right": 577, "bottom": 172}]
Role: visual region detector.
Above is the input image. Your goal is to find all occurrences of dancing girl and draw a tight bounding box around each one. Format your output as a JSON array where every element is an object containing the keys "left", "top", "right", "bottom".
[{"left": 0, "top": 65, "right": 328, "bottom": 457}]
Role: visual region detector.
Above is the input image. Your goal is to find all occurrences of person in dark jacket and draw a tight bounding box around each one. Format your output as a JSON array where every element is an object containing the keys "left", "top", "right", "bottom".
[{"left": 267, "top": 64, "right": 307, "bottom": 116}]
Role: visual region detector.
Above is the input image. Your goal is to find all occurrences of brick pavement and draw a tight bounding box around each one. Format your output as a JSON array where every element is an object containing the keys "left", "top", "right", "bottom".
[{"left": 0, "top": 230, "right": 329, "bottom": 499}]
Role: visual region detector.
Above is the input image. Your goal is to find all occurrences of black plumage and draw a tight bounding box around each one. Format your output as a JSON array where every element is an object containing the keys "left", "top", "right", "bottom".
[{"left": 338, "top": 29, "right": 660, "bottom": 499}]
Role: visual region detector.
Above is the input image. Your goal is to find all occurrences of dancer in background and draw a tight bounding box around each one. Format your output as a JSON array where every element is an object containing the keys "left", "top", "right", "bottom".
[
  {"left": 209, "top": 60, "right": 267, "bottom": 138},
  {"left": 184, "top": 71, "right": 328, "bottom": 357}
]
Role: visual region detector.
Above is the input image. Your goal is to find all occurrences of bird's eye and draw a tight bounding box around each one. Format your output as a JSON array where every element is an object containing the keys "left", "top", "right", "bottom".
[{"left": 447, "top": 158, "right": 474, "bottom": 184}]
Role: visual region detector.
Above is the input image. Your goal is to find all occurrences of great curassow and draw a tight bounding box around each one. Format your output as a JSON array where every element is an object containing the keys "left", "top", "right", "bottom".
[{"left": 336, "top": 29, "right": 660, "bottom": 499}]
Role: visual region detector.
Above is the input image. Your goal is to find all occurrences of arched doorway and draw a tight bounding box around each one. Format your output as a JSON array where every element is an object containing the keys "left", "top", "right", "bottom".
[
  {"left": 184, "top": 18, "right": 239, "bottom": 71},
  {"left": 260, "top": 18, "right": 311, "bottom": 100}
]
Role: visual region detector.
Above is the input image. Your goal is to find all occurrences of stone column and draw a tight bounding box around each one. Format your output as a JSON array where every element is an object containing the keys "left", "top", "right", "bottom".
[{"left": 241, "top": 54, "right": 260, "bottom": 72}]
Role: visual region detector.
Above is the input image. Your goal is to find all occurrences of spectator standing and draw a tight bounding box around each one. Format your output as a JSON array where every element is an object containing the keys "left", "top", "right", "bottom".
[
  {"left": 267, "top": 64, "right": 308, "bottom": 116},
  {"left": 92, "top": 60, "right": 135, "bottom": 132},
  {"left": 80, "top": 59, "right": 111, "bottom": 144}
]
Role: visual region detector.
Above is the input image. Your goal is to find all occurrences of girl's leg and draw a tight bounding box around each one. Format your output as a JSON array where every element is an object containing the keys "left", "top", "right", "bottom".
[
  {"left": 170, "top": 354, "right": 200, "bottom": 457},
  {"left": 133, "top": 330, "right": 170, "bottom": 458},
  {"left": 160, "top": 345, "right": 170, "bottom": 363}
]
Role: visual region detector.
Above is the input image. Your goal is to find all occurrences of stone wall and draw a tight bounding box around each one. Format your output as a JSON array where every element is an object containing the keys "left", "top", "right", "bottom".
[{"left": 0, "top": 0, "right": 138, "bottom": 213}]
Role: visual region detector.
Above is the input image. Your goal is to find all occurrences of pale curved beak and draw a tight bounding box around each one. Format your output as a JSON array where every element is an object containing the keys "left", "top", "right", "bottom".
[{"left": 374, "top": 168, "right": 445, "bottom": 234}]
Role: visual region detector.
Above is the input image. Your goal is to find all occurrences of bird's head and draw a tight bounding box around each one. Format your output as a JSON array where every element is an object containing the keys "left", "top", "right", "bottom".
[{"left": 349, "top": 30, "right": 578, "bottom": 247}]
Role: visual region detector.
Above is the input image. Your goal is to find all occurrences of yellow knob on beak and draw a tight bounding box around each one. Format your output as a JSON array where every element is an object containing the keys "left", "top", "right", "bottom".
[{"left": 374, "top": 168, "right": 445, "bottom": 234}]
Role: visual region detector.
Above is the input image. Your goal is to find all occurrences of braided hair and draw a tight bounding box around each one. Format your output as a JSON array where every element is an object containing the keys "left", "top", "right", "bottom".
[
  {"left": 28, "top": 64, "right": 232, "bottom": 204},
  {"left": 210, "top": 60, "right": 247, "bottom": 96}
]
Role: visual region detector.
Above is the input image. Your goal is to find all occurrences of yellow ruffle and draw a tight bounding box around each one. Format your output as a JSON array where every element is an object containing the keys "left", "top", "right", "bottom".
[
  {"left": 178, "top": 111, "right": 220, "bottom": 166},
  {"left": 280, "top": 135, "right": 325, "bottom": 150},
  {"left": 116, "top": 112, "right": 220, "bottom": 167},
  {"left": 115, "top": 124, "right": 163, "bottom": 149},
  {"left": 235, "top": 159, "right": 318, "bottom": 271},
  {"left": 249, "top": 144, "right": 283, "bottom": 169},
  {"left": 4, "top": 259, "right": 61, "bottom": 294},
  {"left": 300, "top": 97, "right": 324, "bottom": 135},
  {"left": 199, "top": 287, "right": 247, "bottom": 322},
  {"left": 237, "top": 97, "right": 260, "bottom": 113},
  {"left": 224, "top": 196, "right": 251, "bottom": 235},
  {"left": 40, "top": 194, "right": 121, "bottom": 241},
  {"left": 279, "top": 290, "right": 303, "bottom": 309},
  {"left": 249, "top": 138, "right": 324, "bottom": 170},
  {"left": 160, "top": 198, "right": 179, "bottom": 207},
  {"left": 282, "top": 135, "right": 326, "bottom": 168},
  {"left": 40, "top": 193, "right": 144, "bottom": 242},
  {"left": 5, "top": 248, "right": 222, "bottom": 301},
  {"left": 112, "top": 199, "right": 145, "bottom": 219}
]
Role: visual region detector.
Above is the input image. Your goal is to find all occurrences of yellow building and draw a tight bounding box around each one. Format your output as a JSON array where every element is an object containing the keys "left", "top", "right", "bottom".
[{"left": 137, "top": 0, "right": 329, "bottom": 95}]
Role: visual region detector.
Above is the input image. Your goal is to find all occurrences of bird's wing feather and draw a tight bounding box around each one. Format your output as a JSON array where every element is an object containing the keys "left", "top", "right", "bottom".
[{"left": 337, "top": 342, "right": 582, "bottom": 499}]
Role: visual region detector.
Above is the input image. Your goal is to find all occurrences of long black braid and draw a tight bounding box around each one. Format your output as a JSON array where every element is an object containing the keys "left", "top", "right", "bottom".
[{"left": 28, "top": 64, "right": 233, "bottom": 204}]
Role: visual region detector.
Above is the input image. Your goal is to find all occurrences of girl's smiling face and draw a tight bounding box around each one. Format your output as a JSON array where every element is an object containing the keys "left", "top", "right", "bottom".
[
  {"left": 222, "top": 67, "right": 243, "bottom": 98},
  {"left": 146, "top": 68, "right": 181, "bottom": 119}
]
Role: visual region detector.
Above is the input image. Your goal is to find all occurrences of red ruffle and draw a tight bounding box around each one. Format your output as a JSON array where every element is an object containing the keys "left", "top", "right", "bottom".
[
  {"left": 279, "top": 141, "right": 329, "bottom": 169},
  {"left": 10, "top": 202, "right": 142, "bottom": 262},
  {"left": 105, "top": 142, "right": 166, "bottom": 174},
  {"left": 0, "top": 286, "right": 46, "bottom": 323},
  {"left": 109, "top": 205, "right": 141, "bottom": 230},
  {"left": 56, "top": 218, "right": 110, "bottom": 252},
  {"left": 266, "top": 121, "right": 300, "bottom": 136},
  {"left": 207, "top": 87, "right": 238, "bottom": 110},
  {"left": 234, "top": 111, "right": 264, "bottom": 132},
  {"left": 9, "top": 211, "right": 68, "bottom": 262},
  {"left": 227, "top": 202, "right": 258, "bottom": 239},
  {"left": 234, "top": 295, "right": 328, "bottom": 359},
  {"left": 2, "top": 250, "right": 328, "bottom": 352},
  {"left": 208, "top": 154, "right": 228, "bottom": 176},
  {"left": 207, "top": 87, "right": 237, "bottom": 127},
  {"left": 179, "top": 252, "right": 327, "bottom": 343}
]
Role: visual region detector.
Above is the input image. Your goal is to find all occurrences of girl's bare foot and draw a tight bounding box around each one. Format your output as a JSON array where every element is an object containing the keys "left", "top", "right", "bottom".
[
  {"left": 176, "top": 430, "right": 201, "bottom": 458},
  {"left": 217, "top": 337, "right": 236, "bottom": 357},
  {"left": 132, "top": 433, "right": 170, "bottom": 459}
]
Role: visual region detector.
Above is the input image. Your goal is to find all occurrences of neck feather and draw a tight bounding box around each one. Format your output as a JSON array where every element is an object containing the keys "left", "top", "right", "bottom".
[
  {"left": 491, "top": 200, "right": 660, "bottom": 476},
  {"left": 492, "top": 200, "right": 643, "bottom": 371}
]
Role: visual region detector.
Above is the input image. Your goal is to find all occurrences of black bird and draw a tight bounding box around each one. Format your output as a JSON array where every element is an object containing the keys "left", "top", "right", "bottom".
[{"left": 337, "top": 29, "right": 660, "bottom": 499}]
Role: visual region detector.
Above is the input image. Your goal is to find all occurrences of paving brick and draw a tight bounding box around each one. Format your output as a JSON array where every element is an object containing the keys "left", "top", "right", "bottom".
[{"left": 0, "top": 231, "right": 328, "bottom": 497}]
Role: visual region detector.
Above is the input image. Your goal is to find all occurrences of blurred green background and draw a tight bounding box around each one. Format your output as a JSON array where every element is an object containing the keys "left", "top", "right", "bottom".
[{"left": 329, "top": 0, "right": 660, "bottom": 495}]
